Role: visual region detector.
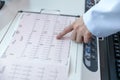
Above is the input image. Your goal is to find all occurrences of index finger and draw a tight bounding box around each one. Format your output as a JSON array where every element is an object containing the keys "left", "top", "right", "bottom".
[{"left": 56, "top": 25, "right": 73, "bottom": 39}]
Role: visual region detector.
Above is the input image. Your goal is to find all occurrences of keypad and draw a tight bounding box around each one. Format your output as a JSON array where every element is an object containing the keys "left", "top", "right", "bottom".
[{"left": 83, "top": 36, "right": 98, "bottom": 72}]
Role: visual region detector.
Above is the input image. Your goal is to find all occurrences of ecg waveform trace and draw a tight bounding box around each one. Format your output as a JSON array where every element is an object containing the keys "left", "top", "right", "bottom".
[
  {"left": 3, "top": 13, "right": 76, "bottom": 64},
  {"left": 0, "top": 12, "right": 77, "bottom": 80}
]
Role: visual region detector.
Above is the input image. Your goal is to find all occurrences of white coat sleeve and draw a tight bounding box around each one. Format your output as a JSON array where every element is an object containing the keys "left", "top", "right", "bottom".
[{"left": 83, "top": 0, "right": 120, "bottom": 37}]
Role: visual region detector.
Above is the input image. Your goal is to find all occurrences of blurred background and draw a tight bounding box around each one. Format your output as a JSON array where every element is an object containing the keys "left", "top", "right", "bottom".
[{"left": 0, "top": 0, "right": 85, "bottom": 31}]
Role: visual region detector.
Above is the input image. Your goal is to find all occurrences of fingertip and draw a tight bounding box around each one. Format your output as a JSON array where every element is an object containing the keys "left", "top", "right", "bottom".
[
  {"left": 56, "top": 35, "right": 62, "bottom": 39},
  {"left": 56, "top": 25, "right": 73, "bottom": 40},
  {"left": 84, "top": 40, "right": 89, "bottom": 43},
  {"left": 56, "top": 33, "right": 63, "bottom": 39},
  {"left": 84, "top": 35, "right": 91, "bottom": 43}
]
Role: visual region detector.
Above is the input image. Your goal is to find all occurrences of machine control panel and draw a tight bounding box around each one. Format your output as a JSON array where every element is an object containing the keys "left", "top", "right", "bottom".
[{"left": 83, "top": 36, "right": 98, "bottom": 72}]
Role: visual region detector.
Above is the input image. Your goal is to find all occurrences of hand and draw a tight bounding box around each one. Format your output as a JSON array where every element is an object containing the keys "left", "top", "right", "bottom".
[{"left": 56, "top": 16, "right": 92, "bottom": 43}]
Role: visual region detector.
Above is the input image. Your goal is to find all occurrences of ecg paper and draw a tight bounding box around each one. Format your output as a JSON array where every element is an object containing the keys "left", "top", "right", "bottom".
[
  {"left": 0, "top": 59, "right": 69, "bottom": 80},
  {"left": 0, "top": 12, "right": 76, "bottom": 80}
]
